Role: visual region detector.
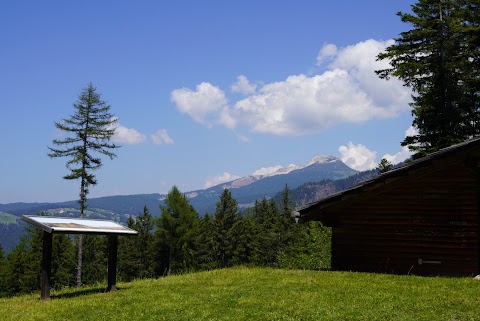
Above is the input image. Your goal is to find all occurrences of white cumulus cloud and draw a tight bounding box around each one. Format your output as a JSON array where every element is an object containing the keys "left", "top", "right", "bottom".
[
  {"left": 316, "top": 43, "right": 337, "bottom": 65},
  {"left": 170, "top": 39, "right": 411, "bottom": 137},
  {"left": 170, "top": 82, "right": 228, "bottom": 126},
  {"left": 204, "top": 172, "right": 241, "bottom": 189},
  {"left": 330, "top": 39, "right": 410, "bottom": 114},
  {"left": 231, "top": 75, "right": 257, "bottom": 95},
  {"left": 151, "top": 129, "right": 174, "bottom": 145},
  {"left": 339, "top": 142, "right": 377, "bottom": 171},
  {"left": 382, "top": 126, "right": 418, "bottom": 164},
  {"left": 111, "top": 120, "right": 147, "bottom": 145},
  {"left": 405, "top": 125, "right": 419, "bottom": 138},
  {"left": 382, "top": 147, "right": 411, "bottom": 165},
  {"left": 233, "top": 69, "right": 391, "bottom": 135}
]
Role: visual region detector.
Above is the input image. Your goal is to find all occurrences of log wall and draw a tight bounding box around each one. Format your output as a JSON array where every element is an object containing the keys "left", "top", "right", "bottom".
[{"left": 329, "top": 162, "right": 479, "bottom": 276}]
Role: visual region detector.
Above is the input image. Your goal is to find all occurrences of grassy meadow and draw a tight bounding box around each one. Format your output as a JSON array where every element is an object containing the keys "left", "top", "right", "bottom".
[{"left": 1, "top": 267, "right": 480, "bottom": 321}]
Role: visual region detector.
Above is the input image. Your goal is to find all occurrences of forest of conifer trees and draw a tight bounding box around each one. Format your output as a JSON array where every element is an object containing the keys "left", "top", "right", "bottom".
[{"left": 0, "top": 185, "right": 331, "bottom": 297}]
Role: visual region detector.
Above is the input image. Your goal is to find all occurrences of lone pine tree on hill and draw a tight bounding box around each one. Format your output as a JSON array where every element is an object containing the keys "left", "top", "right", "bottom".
[
  {"left": 48, "top": 83, "right": 119, "bottom": 287},
  {"left": 377, "top": 0, "right": 480, "bottom": 158}
]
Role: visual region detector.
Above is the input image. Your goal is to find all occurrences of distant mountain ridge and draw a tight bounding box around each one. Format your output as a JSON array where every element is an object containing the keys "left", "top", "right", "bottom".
[
  {"left": 178, "top": 155, "right": 356, "bottom": 213},
  {"left": 0, "top": 155, "right": 364, "bottom": 253},
  {"left": 223, "top": 155, "right": 340, "bottom": 189},
  {"left": 0, "top": 155, "right": 356, "bottom": 217}
]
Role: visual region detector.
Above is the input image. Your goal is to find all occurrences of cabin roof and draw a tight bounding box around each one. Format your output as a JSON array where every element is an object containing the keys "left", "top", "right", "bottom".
[{"left": 296, "top": 137, "right": 480, "bottom": 223}]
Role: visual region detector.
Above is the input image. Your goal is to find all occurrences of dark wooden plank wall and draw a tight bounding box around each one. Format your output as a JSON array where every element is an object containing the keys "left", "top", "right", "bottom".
[{"left": 329, "top": 162, "right": 479, "bottom": 276}]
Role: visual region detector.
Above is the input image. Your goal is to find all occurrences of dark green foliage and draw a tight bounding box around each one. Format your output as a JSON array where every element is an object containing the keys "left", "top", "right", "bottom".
[
  {"left": 377, "top": 158, "right": 393, "bottom": 174},
  {"left": 4, "top": 227, "right": 42, "bottom": 295},
  {"left": 118, "top": 217, "right": 138, "bottom": 281},
  {"left": 154, "top": 186, "right": 200, "bottom": 276},
  {"left": 131, "top": 206, "right": 155, "bottom": 278},
  {"left": 278, "top": 222, "right": 332, "bottom": 270},
  {"left": 377, "top": 0, "right": 480, "bottom": 158},
  {"left": 212, "top": 189, "right": 240, "bottom": 268},
  {"left": 135, "top": 185, "right": 333, "bottom": 276},
  {"left": 81, "top": 235, "right": 107, "bottom": 285},
  {"left": 280, "top": 184, "right": 294, "bottom": 221},
  {"left": 229, "top": 212, "right": 257, "bottom": 266},
  {"left": 250, "top": 198, "right": 282, "bottom": 266},
  {"left": 246, "top": 185, "right": 324, "bottom": 270},
  {"left": 165, "top": 185, "right": 331, "bottom": 274},
  {"left": 0, "top": 243, "right": 7, "bottom": 296},
  {"left": 4, "top": 241, "right": 33, "bottom": 295},
  {"left": 196, "top": 213, "right": 218, "bottom": 270},
  {"left": 275, "top": 185, "right": 307, "bottom": 267},
  {"left": 50, "top": 234, "right": 76, "bottom": 289},
  {"left": 118, "top": 207, "right": 155, "bottom": 281},
  {"left": 2, "top": 224, "right": 76, "bottom": 296}
]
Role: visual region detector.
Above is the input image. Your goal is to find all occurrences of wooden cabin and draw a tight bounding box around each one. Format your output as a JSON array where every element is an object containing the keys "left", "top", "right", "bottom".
[{"left": 296, "top": 138, "right": 480, "bottom": 277}]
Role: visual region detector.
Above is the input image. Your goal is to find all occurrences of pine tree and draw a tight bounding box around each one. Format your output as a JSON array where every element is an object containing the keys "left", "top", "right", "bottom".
[
  {"left": 0, "top": 243, "right": 7, "bottom": 296},
  {"left": 5, "top": 238, "right": 34, "bottom": 295},
  {"left": 81, "top": 235, "right": 107, "bottom": 285},
  {"left": 50, "top": 234, "right": 76, "bottom": 289},
  {"left": 279, "top": 221, "right": 332, "bottom": 270},
  {"left": 251, "top": 198, "right": 283, "bottom": 266},
  {"left": 154, "top": 186, "right": 199, "bottom": 276},
  {"left": 213, "top": 189, "right": 239, "bottom": 268},
  {"left": 377, "top": 0, "right": 480, "bottom": 158},
  {"left": 276, "top": 184, "right": 303, "bottom": 267},
  {"left": 280, "top": 184, "right": 295, "bottom": 222},
  {"left": 196, "top": 213, "right": 218, "bottom": 270},
  {"left": 3, "top": 224, "right": 76, "bottom": 295},
  {"left": 135, "top": 206, "right": 155, "bottom": 278},
  {"left": 230, "top": 212, "right": 257, "bottom": 266},
  {"left": 6, "top": 227, "right": 43, "bottom": 295},
  {"left": 118, "top": 216, "right": 138, "bottom": 281},
  {"left": 376, "top": 158, "right": 393, "bottom": 174},
  {"left": 48, "top": 83, "right": 119, "bottom": 287}
]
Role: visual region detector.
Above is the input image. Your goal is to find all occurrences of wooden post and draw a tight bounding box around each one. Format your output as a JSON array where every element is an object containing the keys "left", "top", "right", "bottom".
[
  {"left": 107, "top": 235, "right": 118, "bottom": 292},
  {"left": 40, "top": 231, "right": 53, "bottom": 300}
]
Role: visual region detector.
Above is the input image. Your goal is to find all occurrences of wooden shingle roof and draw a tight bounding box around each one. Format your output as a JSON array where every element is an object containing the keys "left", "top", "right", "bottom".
[{"left": 296, "top": 137, "right": 480, "bottom": 223}]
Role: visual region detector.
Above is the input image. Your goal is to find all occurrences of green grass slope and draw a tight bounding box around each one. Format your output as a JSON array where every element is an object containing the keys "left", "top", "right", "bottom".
[{"left": 1, "top": 267, "right": 480, "bottom": 321}]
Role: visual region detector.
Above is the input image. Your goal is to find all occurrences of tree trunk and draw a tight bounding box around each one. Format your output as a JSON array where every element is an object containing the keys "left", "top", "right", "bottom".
[
  {"left": 76, "top": 173, "right": 86, "bottom": 288},
  {"left": 167, "top": 246, "right": 172, "bottom": 276},
  {"left": 76, "top": 234, "right": 83, "bottom": 287}
]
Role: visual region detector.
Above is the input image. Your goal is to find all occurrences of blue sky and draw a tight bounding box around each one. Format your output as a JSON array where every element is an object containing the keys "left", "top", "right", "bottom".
[{"left": 1, "top": 1, "right": 417, "bottom": 204}]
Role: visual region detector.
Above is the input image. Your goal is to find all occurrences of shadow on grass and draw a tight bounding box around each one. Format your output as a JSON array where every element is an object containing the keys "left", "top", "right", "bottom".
[{"left": 50, "top": 285, "right": 130, "bottom": 299}]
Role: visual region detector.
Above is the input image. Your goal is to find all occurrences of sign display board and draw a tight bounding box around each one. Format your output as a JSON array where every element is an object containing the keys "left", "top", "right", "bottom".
[
  {"left": 22, "top": 215, "right": 138, "bottom": 300},
  {"left": 22, "top": 215, "right": 138, "bottom": 235}
]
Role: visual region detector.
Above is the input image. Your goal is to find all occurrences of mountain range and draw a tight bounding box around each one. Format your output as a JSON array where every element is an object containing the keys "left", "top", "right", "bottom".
[
  {"left": 0, "top": 155, "right": 361, "bottom": 253},
  {"left": 1, "top": 155, "right": 356, "bottom": 217}
]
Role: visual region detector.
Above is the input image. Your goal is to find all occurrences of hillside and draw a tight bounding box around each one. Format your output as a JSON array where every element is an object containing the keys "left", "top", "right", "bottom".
[
  {"left": 282, "top": 169, "right": 377, "bottom": 208},
  {"left": 1, "top": 267, "right": 479, "bottom": 320}
]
